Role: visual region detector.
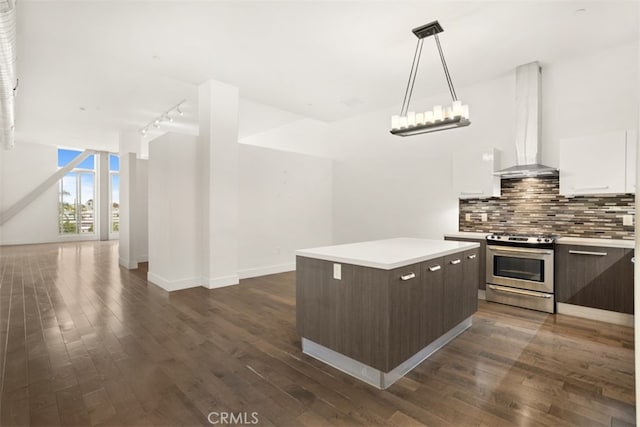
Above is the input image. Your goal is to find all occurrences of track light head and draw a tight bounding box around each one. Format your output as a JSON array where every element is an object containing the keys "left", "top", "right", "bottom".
[
  {"left": 153, "top": 119, "right": 160, "bottom": 128},
  {"left": 176, "top": 105, "right": 184, "bottom": 116}
]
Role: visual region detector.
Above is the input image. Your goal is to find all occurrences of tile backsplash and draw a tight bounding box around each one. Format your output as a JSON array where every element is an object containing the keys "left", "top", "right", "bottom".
[{"left": 459, "top": 176, "right": 635, "bottom": 240}]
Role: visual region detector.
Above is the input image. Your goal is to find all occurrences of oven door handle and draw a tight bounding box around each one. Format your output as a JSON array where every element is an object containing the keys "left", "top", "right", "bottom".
[
  {"left": 488, "top": 285, "right": 553, "bottom": 299},
  {"left": 487, "top": 246, "right": 553, "bottom": 256}
]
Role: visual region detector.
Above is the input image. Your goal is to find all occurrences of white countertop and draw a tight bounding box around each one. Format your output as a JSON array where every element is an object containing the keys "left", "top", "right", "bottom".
[
  {"left": 443, "top": 232, "right": 490, "bottom": 239},
  {"left": 296, "top": 238, "right": 479, "bottom": 270},
  {"left": 444, "top": 232, "right": 634, "bottom": 249},
  {"left": 556, "top": 237, "right": 634, "bottom": 249}
]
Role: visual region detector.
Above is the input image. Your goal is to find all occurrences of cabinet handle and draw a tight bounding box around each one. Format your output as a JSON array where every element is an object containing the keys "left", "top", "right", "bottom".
[
  {"left": 460, "top": 191, "right": 484, "bottom": 195},
  {"left": 428, "top": 265, "right": 441, "bottom": 272},
  {"left": 631, "top": 257, "right": 635, "bottom": 264},
  {"left": 569, "top": 250, "right": 607, "bottom": 256},
  {"left": 450, "top": 259, "right": 461, "bottom": 265},
  {"left": 400, "top": 273, "right": 416, "bottom": 281},
  {"left": 571, "top": 185, "right": 609, "bottom": 191},
  {"left": 467, "top": 254, "right": 476, "bottom": 259}
]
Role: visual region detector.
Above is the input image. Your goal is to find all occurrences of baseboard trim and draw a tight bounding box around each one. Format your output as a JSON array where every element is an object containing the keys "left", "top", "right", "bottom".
[
  {"left": 238, "top": 263, "right": 295, "bottom": 280},
  {"left": 201, "top": 274, "right": 239, "bottom": 290},
  {"left": 137, "top": 254, "right": 148, "bottom": 263},
  {"left": 1, "top": 235, "right": 99, "bottom": 247},
  {"left": 478, "top": 289, "right": 486, "bottom": 300},
  {"left": 147, "top": 272, "right": 201, "bottom": 292},
  {"left": 119, "top": 257, "right": 138, "bottom": 270},
  {"left": 302, "top": 317, "right": 472, "bottom": 389},
  {"left": 556, "top": 303, "right": 634, "bottom": 327}
]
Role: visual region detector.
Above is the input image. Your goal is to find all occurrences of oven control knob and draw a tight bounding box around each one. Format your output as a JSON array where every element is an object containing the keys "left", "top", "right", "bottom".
[
  {"left": 545, "top": 238, "right": 551, "bottom": 243},
  {"left": 537, "top": 238, "right": 542, "bottom": 242}
]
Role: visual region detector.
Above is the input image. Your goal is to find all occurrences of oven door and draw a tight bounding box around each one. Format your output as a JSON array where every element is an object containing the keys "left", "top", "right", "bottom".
[{"left": 486, "top": 245, "right": 554, "bottom": 293}]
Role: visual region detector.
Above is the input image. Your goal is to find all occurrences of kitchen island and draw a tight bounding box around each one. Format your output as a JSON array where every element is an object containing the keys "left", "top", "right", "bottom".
[{"left": 296, "top": 238, "right": 480, "bottom": 389}]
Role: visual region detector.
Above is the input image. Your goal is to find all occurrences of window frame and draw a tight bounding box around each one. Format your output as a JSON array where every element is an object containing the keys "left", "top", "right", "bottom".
[{"left": 57, "top": 149, "right": 97, "bottom": 237}]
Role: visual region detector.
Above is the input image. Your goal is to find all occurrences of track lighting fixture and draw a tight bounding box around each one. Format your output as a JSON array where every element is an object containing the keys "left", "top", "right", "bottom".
[{"left": 138, "top": 99, "right": 186, "bottom": 137}]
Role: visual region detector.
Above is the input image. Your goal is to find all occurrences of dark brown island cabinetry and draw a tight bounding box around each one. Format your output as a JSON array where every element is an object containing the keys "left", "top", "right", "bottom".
[
  {"left": 555, "top": 244, "right": 634, "bottom": 314},
  {"left": 296, "top": 242, "right": 479, "bottom": 389},
  {"left": 444, "top": 236, "right": 487, "bottom": 290}
]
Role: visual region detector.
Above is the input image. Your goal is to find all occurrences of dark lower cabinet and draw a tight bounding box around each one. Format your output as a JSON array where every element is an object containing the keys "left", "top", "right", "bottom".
[
  {"left": 462, "top": 249, "right": 480, "bottom": 316},
  {"left": 296, "top": 257, "right": 389, "bottom": 370},
  {"left": 444, "top": 236, "right": 486, "bottom": 290},
  {"left": 442, "top": 249, "right": 479, "bottom": 331},
  {"left": 297, "top": 247, "right": 479, "bottom": 374},
  {"left": 443, "top": 253, "right": 464, "bottom": 331},
  {"left": 555, "top": 245, "right": 634, "bottom": 314},
  {"left": 421, "top": 258, "right": 444, "bottom": 346},
  {"left": 388, "top": 262, "right": 427, "bottom": 370}
]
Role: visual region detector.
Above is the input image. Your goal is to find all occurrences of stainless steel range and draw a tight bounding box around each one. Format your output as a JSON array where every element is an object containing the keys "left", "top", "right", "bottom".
[{"left": 485, "top": 233, "right": 555, "bottom": 313}]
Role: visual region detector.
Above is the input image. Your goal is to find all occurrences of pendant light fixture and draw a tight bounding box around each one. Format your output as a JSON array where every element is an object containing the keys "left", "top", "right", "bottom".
[{"left": 390, "top": 21, "right": 470, "bottom": 136}]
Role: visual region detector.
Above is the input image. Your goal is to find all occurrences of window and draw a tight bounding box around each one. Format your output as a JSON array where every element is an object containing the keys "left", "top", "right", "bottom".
[
  {"left": 109, "top": 154, "right": 120, "bottom": 233},
  {"left": 58, "top": 149, "right": 95, "bottom": 234}
]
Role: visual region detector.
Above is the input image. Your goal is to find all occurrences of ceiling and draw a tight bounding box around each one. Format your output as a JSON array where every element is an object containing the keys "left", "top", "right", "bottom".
[{"left": 14, "top": 1, "right": 639, "bottom": 152}]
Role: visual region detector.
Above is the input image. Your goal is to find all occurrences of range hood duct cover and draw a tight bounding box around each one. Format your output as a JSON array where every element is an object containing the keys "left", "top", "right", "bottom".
[
  {"left": 496, "top": 62, "right": 558, "bottom": 178},
  {"left": 0, "top": 0, "right": 16, "bottom": 150}
]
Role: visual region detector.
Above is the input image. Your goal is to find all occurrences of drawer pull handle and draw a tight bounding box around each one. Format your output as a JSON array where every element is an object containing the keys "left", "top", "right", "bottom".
[
  {"left": 460, "top": 191, "right": 484, "bottom": 195},
  {"left": 467, "top": 254, "right": 476, "bottom": 259},
  {"left": 569, "top": 250, "right": 607, "bottom": 256},
  {"left": 571, "top": 185, "right": 610, "bottom": 191},
  {"left": 428, "top": 265, "right": 441, "bottom": 272},
  {"left": 400, "top": 273, "right": 415, "bottom": 281},
  {"left": 450, "top": 259, "right": 461, "bottom": 265},
  {"left": 488, "top": 285, "right": 552, "bottom": 298}
]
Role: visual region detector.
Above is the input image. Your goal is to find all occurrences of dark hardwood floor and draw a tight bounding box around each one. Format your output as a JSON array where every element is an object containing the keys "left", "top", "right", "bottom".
[{"left": 0, "top": 241, "right": 635, "bottom": 426}]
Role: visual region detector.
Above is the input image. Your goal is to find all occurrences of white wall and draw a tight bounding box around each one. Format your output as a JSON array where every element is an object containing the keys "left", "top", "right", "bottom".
[
  {"left": 330, "top": 72, "right": 515, "bottom": 243},
  {"left": 147, "top": 133, "right": 201, "bottom": 291},
  {"left": 238, "top": 144, "right": 332, "bottom": 278},
  {"left": 244, "top": 42, "right": 638, "bottom": 245},
  {"left": 0, "top": 142, "right": 62, "bottom": 245},
  {"left": 240, "top": 118, "right": 333, "bottom": 158},
  {"left": 134, "top": 158, "right": 149, "bottom": 262},
  {"left": 541, "top": 42, "right": 639, "bottom": 168}
]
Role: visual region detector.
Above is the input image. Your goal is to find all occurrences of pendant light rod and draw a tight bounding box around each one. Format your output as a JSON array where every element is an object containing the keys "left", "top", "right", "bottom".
[
  {"left": 434, "top": 33, "right": 458, "bottom": 102},
  {"left": 400, "top": 38, "right": 424, "bottom": 116}
]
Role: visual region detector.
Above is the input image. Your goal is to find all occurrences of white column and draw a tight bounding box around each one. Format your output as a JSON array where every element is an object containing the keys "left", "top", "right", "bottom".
[
  {"left": 198, "top": 80, "right": 240, "bottom": 288},
  {"left": 118, "top": 131, "right": 141, "bottom": 269},
  {"left": 147, "top": 133, "right": 201, "bottom": 291},
  {"left": 97, "top": 151, "right": 110, "bottom": 241}
]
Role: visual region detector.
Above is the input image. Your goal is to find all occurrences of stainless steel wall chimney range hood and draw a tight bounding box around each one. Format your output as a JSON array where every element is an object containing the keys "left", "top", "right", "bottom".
[{"left": 495, "top": 62, "right": 558, "bottom": 179}]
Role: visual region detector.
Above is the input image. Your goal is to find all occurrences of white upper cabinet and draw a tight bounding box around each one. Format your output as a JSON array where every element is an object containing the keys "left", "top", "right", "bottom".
[
  {"left": 452, "top": 149, "right": 501, "bottom": 199},
  {"left": 559, "top": 130, "right": 628, "bottom": 196},
  {"left": 625, "top": 130, "right": 637, "bottom": 194}
]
